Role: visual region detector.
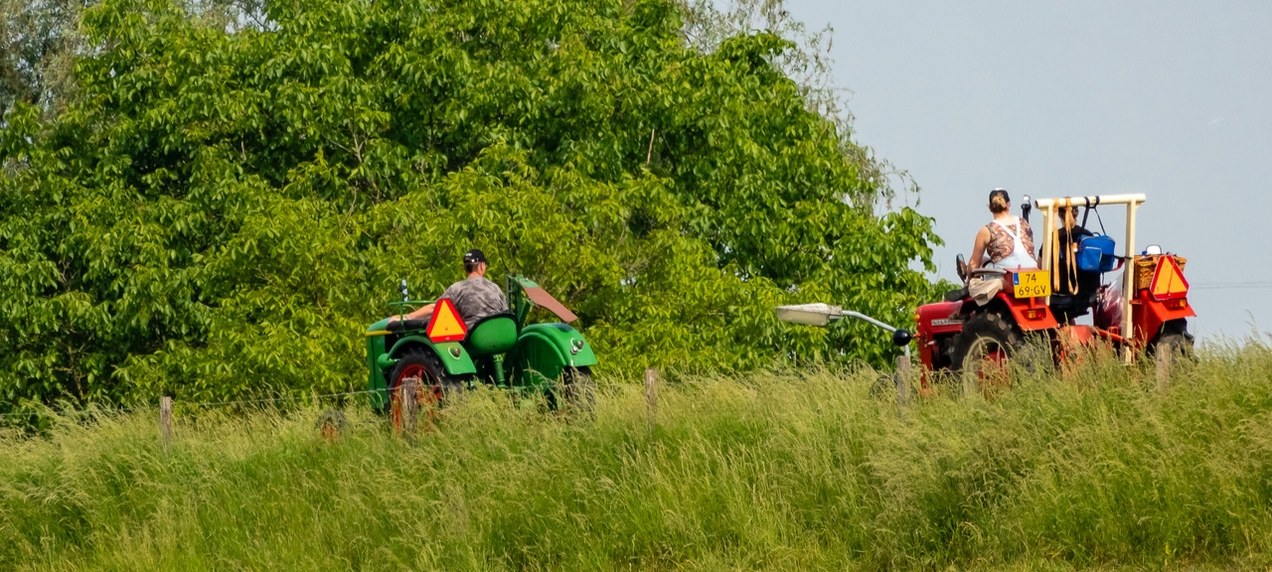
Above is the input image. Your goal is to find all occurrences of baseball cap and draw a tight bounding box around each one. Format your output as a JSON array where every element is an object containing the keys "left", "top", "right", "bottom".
[
  {"left": 463, "top": 249, "right": 487, "bottom": 264},
  {"left": 988, "top": 188, "right": 1010, "bottom": 203}
]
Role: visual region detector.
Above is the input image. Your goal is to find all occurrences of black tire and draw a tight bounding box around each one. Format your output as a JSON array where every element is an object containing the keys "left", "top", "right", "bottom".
[
  {"left": 547, "top": 366, "right": 596, "bottom": 417},
  {"left": 952, "top": 311, "right": 1024, "bottom": 395},
  {"left": 1148, "top": 319, "right": 1195, "bottom": 361}
]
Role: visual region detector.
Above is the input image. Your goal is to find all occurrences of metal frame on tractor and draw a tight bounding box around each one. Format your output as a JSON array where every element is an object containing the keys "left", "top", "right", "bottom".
[{"left": 363, "top": 274, "right": 597, "bottom": 416}]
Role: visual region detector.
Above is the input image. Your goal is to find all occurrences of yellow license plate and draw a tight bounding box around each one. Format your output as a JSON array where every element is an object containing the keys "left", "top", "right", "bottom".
[{"left": 1012, "top": 270, "right": 1051, "bottom": 298}]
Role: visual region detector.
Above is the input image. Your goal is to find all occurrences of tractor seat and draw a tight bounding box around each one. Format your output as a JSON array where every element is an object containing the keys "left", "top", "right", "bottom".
[{"left": 463, "top": 312, "right": 518, "bottom": 357}]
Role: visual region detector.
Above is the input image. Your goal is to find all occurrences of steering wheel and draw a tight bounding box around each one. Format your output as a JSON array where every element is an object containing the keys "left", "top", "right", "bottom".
[{"left": 967, "top": 267, "right": 1006, "bottom": 281}]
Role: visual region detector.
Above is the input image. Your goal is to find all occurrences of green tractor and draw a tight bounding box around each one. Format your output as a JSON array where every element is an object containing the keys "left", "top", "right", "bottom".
[{"left": 364, "top": 275, "right": 597, "bottom": 424}]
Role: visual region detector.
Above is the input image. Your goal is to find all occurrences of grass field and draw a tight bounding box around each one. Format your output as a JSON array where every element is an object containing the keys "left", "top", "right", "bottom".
[{"left": 3, "top": 343, "right": 1271, "bottom": 570}]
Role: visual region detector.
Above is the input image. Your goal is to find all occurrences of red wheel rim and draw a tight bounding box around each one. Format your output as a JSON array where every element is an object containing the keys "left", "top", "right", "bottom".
[
  {"left": 980, "top": 348, "right": 1009, "bottom": 382},
  {"left": 390, "top": 366, "right": 444, "bottom": 432},
  {"left": 964, "top": 338, "right": 1012, "bottom": 394}
]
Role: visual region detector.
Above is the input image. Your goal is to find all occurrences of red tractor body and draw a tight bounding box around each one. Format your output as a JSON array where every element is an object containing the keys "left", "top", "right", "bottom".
[{"left": 912, "top": 194, "right": 1195, "bottom": 385}]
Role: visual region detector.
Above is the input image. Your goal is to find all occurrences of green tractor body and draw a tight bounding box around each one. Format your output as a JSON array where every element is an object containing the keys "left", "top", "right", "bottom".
[{"left": 364, "top": 275, "right": 596, "bottom": 413}]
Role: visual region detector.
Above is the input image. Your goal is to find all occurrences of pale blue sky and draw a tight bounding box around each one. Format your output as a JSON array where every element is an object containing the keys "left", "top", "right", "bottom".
[{"left": 784, "top": 0, "right": 1272, "bottom": 341}]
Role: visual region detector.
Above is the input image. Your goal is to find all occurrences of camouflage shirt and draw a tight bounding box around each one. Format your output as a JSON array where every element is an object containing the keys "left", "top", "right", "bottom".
[{"left": 441, "top": 276, "right": 509, "bottom": 325}]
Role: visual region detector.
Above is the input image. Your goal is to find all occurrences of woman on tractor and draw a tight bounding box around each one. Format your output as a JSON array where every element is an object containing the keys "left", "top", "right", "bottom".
[{"left": 970, "top": 188, "right": 1038, "bottom": 271}]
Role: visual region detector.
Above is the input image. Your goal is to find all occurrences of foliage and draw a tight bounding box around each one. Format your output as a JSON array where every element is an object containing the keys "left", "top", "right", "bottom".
[
  {"left": 0, "top": 0, "right": 941, "bottom": 406},
  {"left": 3, "top": 347, "right": 1272, "bottom": 569}
]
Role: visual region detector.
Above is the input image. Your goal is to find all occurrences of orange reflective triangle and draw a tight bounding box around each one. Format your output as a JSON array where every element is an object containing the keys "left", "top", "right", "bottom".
[
  {"left": 426, "top": 298, "right": 468, "bottom": 342},
  {"left": 1150, "top": 256, "right": 1189, "bottom": 301}
]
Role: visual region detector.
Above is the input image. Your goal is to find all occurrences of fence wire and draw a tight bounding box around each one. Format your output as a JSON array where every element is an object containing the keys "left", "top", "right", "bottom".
[{"left": 0, "top": 387, "right": 394, "bottom": 420}]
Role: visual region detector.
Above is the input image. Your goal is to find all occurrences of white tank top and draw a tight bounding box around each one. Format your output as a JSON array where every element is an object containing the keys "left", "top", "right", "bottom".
[{"left": 987, "top": 219, "right": 1038, "bottom": 269}]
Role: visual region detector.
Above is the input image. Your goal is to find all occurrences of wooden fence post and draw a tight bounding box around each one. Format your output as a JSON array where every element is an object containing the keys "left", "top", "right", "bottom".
[
  {"left": 895, "top": 356, "right": 912, "bottom": 409},
  {"left": 159, "top": 396, "right": 173, "bottom": 449},
  {"left": 643, "top": 368, "right": 659, "bottom": 430},
  {"left": 401, "top": 377, "right": 419, "bottom": 437}
]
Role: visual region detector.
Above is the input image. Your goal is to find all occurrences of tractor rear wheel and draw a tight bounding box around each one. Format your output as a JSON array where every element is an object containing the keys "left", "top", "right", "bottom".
[
  {"left": 1148, "top": 319, "right": 1195, "bottom": 362},
  {"left": 388, "top": 348, "right": 462, "bottom": 432},
  {"left": 952, "top": 311, "right": 1025, "bottom": 396}
]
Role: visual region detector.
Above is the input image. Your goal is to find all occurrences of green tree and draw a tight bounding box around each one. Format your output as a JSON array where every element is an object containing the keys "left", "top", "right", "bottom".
[
  {"left": 0, "top": 0, "right": 272, "bottom": 121},
  {"left": 0, "top": 0, "right": 83, "bottom": 118},
  {"left": 0, "top": 0, "right": 941, "bottom": 407}
]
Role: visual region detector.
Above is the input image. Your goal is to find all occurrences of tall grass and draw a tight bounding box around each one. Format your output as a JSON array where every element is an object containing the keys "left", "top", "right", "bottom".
[{"left": 3, "top": 344, "right": 1272, "bottom": 570}]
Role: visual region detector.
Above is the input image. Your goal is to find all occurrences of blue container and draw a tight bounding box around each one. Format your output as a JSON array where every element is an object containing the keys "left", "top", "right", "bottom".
[{"left": 1077, "top": 235, "right": 1117, "bottom": 272}]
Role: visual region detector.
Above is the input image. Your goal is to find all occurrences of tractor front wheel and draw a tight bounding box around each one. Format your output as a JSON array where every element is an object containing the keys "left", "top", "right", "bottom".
[
  {"left": 952, "top": 311, "right": 1025, "bottom": 396},
  {"left": 547, "top": 366, "right": 596, "bottom": 417}
]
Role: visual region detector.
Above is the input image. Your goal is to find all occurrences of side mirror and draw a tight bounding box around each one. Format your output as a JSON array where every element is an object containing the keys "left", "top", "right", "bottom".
[
  {"left": 956, "top": 254, "right": 968, "bottom": 282},
  {"left": 892, "top": 329, "right": 913, "bottom": 347},
  {"left": 398, "top": 279, "right": 409, "bottom": 301}
]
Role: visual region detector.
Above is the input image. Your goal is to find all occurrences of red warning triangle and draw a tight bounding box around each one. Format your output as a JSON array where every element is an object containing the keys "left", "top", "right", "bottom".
[
  {"left": 1149, "top": 256, "right": 1189, "bottom": 301},
  {"left": 426, "top": 298, "right": 468, "bottom": 342}
]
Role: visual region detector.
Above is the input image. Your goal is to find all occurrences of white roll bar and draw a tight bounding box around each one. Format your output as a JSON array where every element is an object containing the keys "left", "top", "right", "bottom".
[
  {"left": 1032, "top": 194, "right": 1145, "bottom": 358},
  {"left": 1033, "top": 194, "right": 1146, "bottom": 208}
]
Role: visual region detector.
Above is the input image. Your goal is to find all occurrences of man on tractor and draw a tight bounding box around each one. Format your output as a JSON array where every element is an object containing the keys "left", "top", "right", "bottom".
[
  {"left": 388, "top": 248, "right": 509, "bottom": 327},
  {"left": 1046, "top": 205, "right": 1102, "bottom": 323},
  {"left": 365, "top": 254, "right": 598, "bottom": 421}
]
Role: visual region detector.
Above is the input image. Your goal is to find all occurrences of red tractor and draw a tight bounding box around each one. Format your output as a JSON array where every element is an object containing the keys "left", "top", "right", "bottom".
[{"left": 914, "top": 193, "right": 1195, "bottom": 386}]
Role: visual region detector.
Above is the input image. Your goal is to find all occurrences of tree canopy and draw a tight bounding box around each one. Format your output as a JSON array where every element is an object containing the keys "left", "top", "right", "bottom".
[{"left": 0, "top": 0, "right": 941, "bottom": 406}]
